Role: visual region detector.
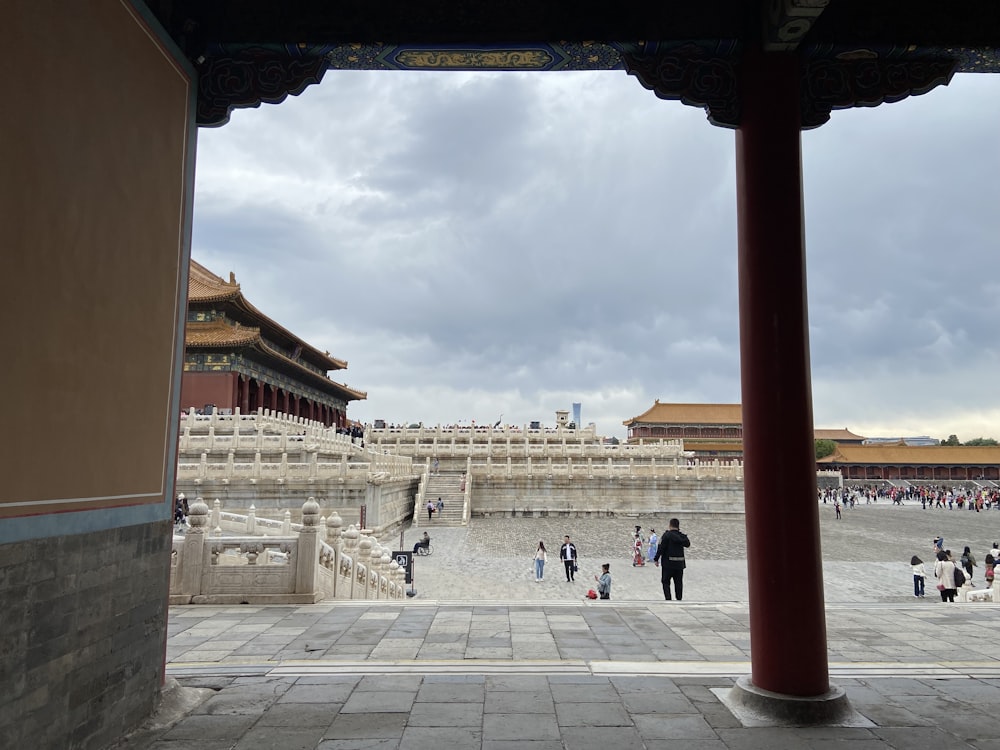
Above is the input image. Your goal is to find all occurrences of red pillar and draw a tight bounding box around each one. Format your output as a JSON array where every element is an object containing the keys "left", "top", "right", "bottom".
[{"left": 736, "top": 49, "right": 829, "bottom": 697}]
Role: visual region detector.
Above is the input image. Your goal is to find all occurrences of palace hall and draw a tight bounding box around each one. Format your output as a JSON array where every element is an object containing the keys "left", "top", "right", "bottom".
[{"left": 182, "top": 260, "right": 365, "bottom": 426}]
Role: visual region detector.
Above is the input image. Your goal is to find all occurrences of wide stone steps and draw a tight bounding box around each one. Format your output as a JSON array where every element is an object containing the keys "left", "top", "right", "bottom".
[{"left": 421, "top": 471, "right": 466, "bottom": 526}]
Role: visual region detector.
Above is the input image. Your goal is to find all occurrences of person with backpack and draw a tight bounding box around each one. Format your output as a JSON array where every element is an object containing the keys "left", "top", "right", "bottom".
[{"left": 960, "top": 546, "right": 977, "bottom": 581}]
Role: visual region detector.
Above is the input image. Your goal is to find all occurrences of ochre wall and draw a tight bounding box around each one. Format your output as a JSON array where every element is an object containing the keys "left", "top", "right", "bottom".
[{"left": 3, "top": 0, "right": 192, "bottom": 517}]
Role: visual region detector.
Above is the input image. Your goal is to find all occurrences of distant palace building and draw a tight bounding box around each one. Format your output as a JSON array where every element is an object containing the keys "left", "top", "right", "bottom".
[
  {"left": 817, "top": 444, "right": 1000, "bottom": 481},
  {"left": 181, "top": 260, "right": 365, "bottom": 426},
  {"left": 624, "top": 401, "right": 867, "bottom": 460},
  {"left": 623, "top": 401, "right": 744, "bottom": 459}
]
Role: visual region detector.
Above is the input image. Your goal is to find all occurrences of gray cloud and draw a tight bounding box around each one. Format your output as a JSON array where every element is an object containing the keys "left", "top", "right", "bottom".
[{"left": 192, "top": 70, "right": 1000, "bottom": 440}]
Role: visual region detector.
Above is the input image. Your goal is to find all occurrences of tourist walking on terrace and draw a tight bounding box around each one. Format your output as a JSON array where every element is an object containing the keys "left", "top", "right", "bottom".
[
  {"left": 533, "top": 541, "right": 547, "bottom": 582},
  {"left": 647, "top": 529, "right": 658, "bottom": 563},
  {"left": 560, "top": 535, "right": 578, "bottom": 582},
  {"left": 426, "top": 500, "right": 434, "bottom": 521},
  {"left": 960, "top": 546, "right": 977, "bottom": 581},
  {"left": 910, "top": 555, "right": 927, "bottom": 597},
  {"left": 436, "top": 497, "right": 444, "bottom": 517},
  {"left": 934, "top": 551, "right": 958, "bottom": 602},
  {"left": 654, "top": 518, "right": 690, "bottom": 601}
]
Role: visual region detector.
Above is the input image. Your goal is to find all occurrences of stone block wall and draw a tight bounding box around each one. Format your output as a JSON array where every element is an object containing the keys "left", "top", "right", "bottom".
[
  {"left": 471, "top": 477, "right": 745, "bottom": 517},
  {"left": 0, "top": 521, "right": 171, "bottom": 749}
]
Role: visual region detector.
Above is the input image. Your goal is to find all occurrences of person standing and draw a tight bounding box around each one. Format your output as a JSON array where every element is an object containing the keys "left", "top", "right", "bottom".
[
  {"left": 560, "top": 535, "right": 578, "bottom": 582},
  {"left": 436, "top": 497, "right": 444, "bottom": 517},
  {"left": 426, "top": 500, "right": 434, "bottom": 521},
  {"left": 654, "top": 518, "right": 690, "bottom": 601},
  {"left": 960, "top": 546, "right": 976, "bottom": 581},
  {"left": 910, "top": 555, "right": 927, "bottom": 597},
  {"left": 647, "top": 529, "right": 658, "bottom": 563},
  {"left": 595, "top": 563, "right": 612, "bottom": 599},
  {"left": 632, "top": 533, "right": 645, "bottom": 567},
  {"left": 934, "top": 550, "right": 958, "bottom": 602},
  {"left": 533, "top": 541, "right": 547, "bottom": 582}
]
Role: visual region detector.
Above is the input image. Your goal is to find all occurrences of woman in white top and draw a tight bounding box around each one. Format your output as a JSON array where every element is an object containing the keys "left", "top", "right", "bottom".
[
  {"left": 934, "top": 551, "right": 958, "bottom": 602},
  {"left": 534, "top": 541, "right": 547, "bottom": 582},
  {"left": 910, "top": 555, "right": 927, "bottom": 597}
]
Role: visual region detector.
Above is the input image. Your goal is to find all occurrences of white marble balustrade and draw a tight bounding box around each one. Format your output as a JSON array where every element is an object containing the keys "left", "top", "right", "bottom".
[{"left": 169, "top": 498, "right": 405, "bottom": 604}]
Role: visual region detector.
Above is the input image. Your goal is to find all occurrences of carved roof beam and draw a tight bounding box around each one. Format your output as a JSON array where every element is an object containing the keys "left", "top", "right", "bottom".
[{"left": 763, "top": 0, "right": 830, "bottom": 52}]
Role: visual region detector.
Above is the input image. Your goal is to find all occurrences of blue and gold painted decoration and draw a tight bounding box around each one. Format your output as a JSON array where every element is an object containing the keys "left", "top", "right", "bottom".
[{"left": 195, "top": 40, "right": 998, "bottom": 127}]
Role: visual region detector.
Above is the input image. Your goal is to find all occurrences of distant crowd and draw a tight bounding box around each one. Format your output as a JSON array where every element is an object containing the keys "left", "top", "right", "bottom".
[{"left": 820, "top": 484, "right": 1000, "bottom": 511}]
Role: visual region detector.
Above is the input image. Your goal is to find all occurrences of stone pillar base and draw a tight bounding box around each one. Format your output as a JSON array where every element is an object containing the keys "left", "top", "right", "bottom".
[{"left": 712, "top": 675, "right": 871, "bottom": 727}]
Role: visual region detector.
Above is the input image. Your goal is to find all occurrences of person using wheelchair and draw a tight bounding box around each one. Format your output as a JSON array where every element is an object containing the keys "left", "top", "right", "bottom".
[{"left": 413, "top": 531, "right": 431, "bottom": 554}]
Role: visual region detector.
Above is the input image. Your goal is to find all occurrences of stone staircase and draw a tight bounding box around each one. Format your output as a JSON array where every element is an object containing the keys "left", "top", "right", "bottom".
[{"left": 421, "top": 471, "right": 467, "bottom": 526}]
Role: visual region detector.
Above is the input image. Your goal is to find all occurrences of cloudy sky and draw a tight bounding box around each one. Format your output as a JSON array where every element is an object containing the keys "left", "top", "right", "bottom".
[{"left": 191, "top": 70, "right": 999, "bottom": 442}]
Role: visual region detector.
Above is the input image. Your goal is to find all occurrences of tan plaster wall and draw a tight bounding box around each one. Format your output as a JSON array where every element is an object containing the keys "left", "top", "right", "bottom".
[{"left": 2, "top": 0, "right": 193, "bottom": 516}]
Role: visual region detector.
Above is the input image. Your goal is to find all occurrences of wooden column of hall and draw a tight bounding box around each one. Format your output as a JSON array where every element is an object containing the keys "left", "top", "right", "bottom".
[{"left": 736, "top": 48, "right": 829, "bottom": 697}]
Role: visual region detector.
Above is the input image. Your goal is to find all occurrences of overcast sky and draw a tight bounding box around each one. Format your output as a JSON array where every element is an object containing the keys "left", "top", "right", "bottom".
[{"left": 191, "top": 70, "right": 999, "bottom": 442}]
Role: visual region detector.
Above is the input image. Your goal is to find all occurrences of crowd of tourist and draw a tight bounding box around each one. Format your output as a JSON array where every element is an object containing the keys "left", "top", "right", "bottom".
[
  {"left": 911, "top": 539, "right": 1000, "bottom": 602},
  {"left": 820, "top": 483, "right": 1000, "bottom": 510}
]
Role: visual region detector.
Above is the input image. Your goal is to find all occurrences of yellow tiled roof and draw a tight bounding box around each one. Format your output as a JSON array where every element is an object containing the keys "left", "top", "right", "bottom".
[
  {"left": 188, "top": 259, "right": 241, "bottom": 303},
  {"left": 814, "top": 428, "right": 866, "bottom": 441},
  {"left": 185, "top": 319, "right": 260, "bottom": 347},
  {"left": 187, "top": 259, "right": 348, "bottom": 371},
  {"left": 624, "top": 401, "right": 742, "bottom": 426}
]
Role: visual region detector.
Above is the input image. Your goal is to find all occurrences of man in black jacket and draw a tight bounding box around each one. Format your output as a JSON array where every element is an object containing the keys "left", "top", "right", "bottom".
[
  {"left": 654, "top": 518, "right": 690, "bottom": 600},
  {"left": 559, "top": 535, "right": 578, "bottom": 582}
]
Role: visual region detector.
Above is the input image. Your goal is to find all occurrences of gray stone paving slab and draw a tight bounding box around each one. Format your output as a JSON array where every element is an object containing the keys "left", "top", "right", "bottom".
[
  {"left": 322, "top": 712, "right": 408, "bottom": 739},
  {"left": 233, "top": 725, "right": 329, "bottom": 750},
  {"left": 484, "top": 689, "right": 553, "bottom": 713},
  {"left": 406, "top": 701, "right": 484, "bottom": 726},
  {"left": 482, "top": 713, "right": 561, "bottom": 741},
  {"left": 400, "top": 726, "right": 483, "bottom": 747}
]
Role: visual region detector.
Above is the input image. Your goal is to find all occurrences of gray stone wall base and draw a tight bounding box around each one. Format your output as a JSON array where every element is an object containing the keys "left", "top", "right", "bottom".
[
  {"left": 471, "top": 477, "right": 746, "bottom": 516},
  {"left": 0, "top": 520, "right": 171, "bottom": 749},
  {"left": 188, "top": 592, "right": 325, "bottom": 605}
]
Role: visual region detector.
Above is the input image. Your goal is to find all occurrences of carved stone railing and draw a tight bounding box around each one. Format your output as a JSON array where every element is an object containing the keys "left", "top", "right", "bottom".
[
  {"left": 170, "top": 498, "right": 405, "bottom": 604},
  {"left": 177, "top": 448, "right": 415, "bottom": 485},
  {"left": 470, "top": 457, "right": 744, "bottom": 481},
  {"left": 374, "top": 441, "right": 686, "bottom": 460},
  {"left": 367, "top": 423, "right": 601, "bottom": 444}
]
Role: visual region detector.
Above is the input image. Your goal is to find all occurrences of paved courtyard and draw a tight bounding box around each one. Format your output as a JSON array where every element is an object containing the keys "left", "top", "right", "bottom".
[
  {"left": 397, "top": 501, "right": 1000, "bottom": 602},
  {"left": 114, "top": 502, "right": 1000, "bottom": 749}
]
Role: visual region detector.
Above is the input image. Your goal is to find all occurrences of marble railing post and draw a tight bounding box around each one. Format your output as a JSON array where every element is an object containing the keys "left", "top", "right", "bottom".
[
  {"left": 177, "top": 499, "right": 209, "bottom": 600},
  {"left": 295, "top": 498, "right": 321, "bottom": 597},
  {"left": 370, "top": 543, "right": 384, "bottom": 599},
  {"left": 342, "top": 524, "right": 359, "bottom": 599},
  {"left": 358, "top": 536, "right": 373, "bottom": 599}
]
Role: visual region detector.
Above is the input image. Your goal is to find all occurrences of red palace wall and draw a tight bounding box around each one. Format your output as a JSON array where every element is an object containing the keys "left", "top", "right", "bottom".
[{"left": 181, "top": 371, "right": 236, "bottom": 412}]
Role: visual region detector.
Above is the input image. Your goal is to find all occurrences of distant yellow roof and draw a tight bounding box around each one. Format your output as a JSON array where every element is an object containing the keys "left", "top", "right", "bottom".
[
  {"left": 818, "top": 444, "right": 1000, "bottom": 465},
  {"left": 624, "top": 401, "right": 742, "bottom": 426},
  {"left": 814, "top": 428, "right": 866, "bottom": 441}
]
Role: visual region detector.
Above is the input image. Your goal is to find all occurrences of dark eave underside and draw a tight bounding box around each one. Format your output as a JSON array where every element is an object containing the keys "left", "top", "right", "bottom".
[{"left": 151, "top": 1, "right": 1000, "bottom": 51}]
